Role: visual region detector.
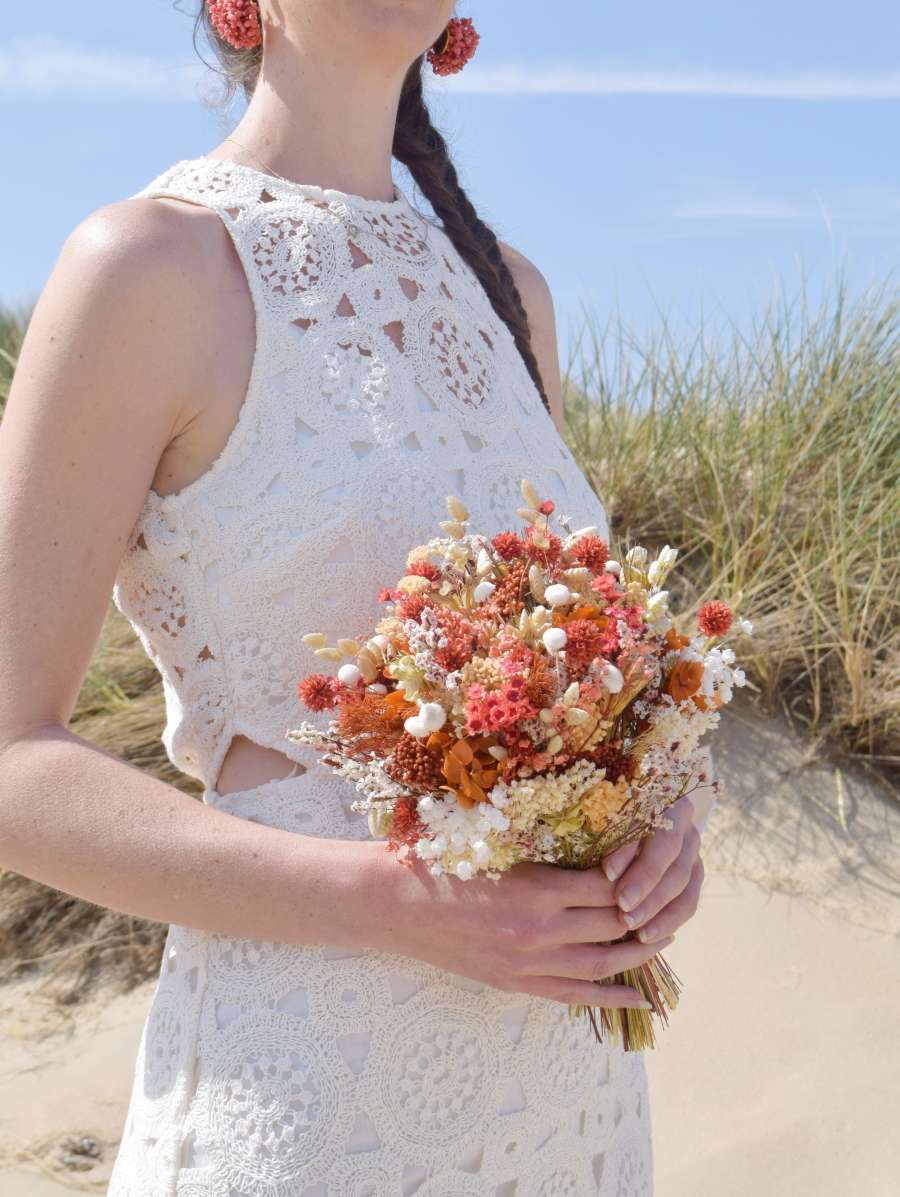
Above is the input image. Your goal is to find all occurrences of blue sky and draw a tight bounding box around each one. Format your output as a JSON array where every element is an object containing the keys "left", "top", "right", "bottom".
[{"left": 2, "top": 1, "right": 898, "bottom": 366}]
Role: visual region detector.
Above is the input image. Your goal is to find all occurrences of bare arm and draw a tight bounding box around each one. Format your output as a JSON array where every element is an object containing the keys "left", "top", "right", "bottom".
[
  {"left": 0, "top": 201, "right": 663, "bottom": 1009},
  {"left": 0, "top": 198, "right": 382, "bottom": 947}
]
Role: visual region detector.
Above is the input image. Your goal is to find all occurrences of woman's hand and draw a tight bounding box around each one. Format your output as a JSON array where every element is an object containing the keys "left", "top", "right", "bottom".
[
  {"left": 600, "top": 794, "right": 705, "bottom": 944},
  {"left": 362, "top": 844, "right": 674, "bottom": 1010}
]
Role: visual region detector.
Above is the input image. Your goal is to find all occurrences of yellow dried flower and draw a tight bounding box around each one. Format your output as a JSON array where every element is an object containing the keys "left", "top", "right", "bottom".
[
  {"left": 406, "top": 544, "right": 432, "bottom": 566},
  {"left": 397, "top": 575, "right": 433, "bottom": 594},
  {"left": 581, "top": 776, "right": 631, "bottom": 832},
  {"left": 460, "top": 657, "right": 505, "bottom": 690}
]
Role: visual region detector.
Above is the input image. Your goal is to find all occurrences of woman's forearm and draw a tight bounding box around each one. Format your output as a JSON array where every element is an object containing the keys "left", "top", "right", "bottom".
[{"left": 0, "top": 724, "right": 384, "bottom": 948}]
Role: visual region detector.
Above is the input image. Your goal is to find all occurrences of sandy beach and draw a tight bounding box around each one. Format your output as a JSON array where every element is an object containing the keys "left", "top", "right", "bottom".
[{"left": 1, "top": 693, "right": 898, "bottom": 1195}]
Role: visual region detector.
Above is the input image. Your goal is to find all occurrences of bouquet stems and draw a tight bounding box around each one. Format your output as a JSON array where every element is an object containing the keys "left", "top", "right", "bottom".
[{"left": 571, "top": 945, "right": 682, "bottom": 1052}]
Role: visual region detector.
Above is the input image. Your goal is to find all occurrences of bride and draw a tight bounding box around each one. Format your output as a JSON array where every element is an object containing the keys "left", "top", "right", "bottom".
[{"left": 0, "top": 3, "right": 710, "bottom": 1194}]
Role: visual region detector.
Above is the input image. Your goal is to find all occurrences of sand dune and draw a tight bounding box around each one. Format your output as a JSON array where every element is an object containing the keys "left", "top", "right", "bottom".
[{"left": 1, "top": 694, "right": 897, "bottom": 1195}]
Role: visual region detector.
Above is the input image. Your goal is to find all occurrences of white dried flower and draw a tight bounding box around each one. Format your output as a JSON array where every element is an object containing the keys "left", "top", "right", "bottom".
[
  {"left": 542, "top": 626, "right": 568, "bottom": 653},
  {"left": 600, "top": 662, "right": 625, "bottom": 693},
  {"left": 417, "top": 702, "right": 447, "bottom": 732},
  {"left": 544, "top": 583, "right": 572, "bottom": 607}
]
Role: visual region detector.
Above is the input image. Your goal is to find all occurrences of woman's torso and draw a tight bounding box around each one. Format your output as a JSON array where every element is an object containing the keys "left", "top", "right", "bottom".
[{"left": 111, "top": 155, "right": 611, "bottom": 798}]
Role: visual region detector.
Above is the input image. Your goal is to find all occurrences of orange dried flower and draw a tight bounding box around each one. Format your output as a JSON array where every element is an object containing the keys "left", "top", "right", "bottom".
[
  {"left": 386, "top": 733, "right": 444, "bottom": 788},
  {"left": 665, "top": 627, "right": 691, "bottom": 651},
  {"left": 525, "top": 653, "right": 558, "bottom": 708},
  {"left": 664, "top": 659, "right": 704, "bottom": 703}
]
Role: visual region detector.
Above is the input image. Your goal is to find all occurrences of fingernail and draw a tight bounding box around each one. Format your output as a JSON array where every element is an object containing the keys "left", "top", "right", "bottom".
[
  {"left": 621, "top": 911, "right": 637, "bottom": 929},
  {"left": 636, "top": 1000, "right": 653, "bottom": 1010},
  {"left": 617, "top": 885, "right": 640, "bottom": 912},
  {"left": 636, "top": 924, "right": 656, "bottom": 942},
  {"left": 603, "top": 861, "right": 621, "bottom": 883}
]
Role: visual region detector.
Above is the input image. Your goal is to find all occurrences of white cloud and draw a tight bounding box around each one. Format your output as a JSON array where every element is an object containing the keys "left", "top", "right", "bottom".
[
  {"left": 0, "top": 36, "right": 207, "bottom": 103},
  {"left": 435, "top": 63, "right": 900, "bottom": 101},
  {"left": 4, "top": 37, "right": 900, "bottom": 105},
  {"left": 674, "top": 182, "right": 900, "bottom": 224}
]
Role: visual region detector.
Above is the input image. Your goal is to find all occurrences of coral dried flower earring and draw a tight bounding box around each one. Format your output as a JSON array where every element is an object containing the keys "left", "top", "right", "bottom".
[
  {"left": 427, "top": 16, "right": 480, "bottom": 76},
  {"left": 207, "top": 0, "right": 263, "bottom": 50}
]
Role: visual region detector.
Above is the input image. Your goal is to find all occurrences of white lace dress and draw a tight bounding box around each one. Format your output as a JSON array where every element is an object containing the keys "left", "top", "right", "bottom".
[{"left": 106, "top": 157, "right": 654, "bottom": 1196}]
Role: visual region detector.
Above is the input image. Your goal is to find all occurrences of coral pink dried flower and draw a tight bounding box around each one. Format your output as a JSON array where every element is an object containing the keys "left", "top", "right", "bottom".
[
  {"left": 426, "top": 16, "right": 480, "bottom": 76},
  {"left": 561, "top": 619, "right": 605, "bottom": 675},
  {"left": 207, "top": 0, "right": 262, "bottom": 50},
  {"left": 491, "top": 531, "right": 525, "bottom": 561},
  {"left": 570, "top": 534, "right": 610, "bottom": 573},
  {"left": 524, "top": 524, "right": 562, "bottom": 564},
  {"left": 297, "top": 673, "right": 341, "bottom": 711},
  {"left": 590, "top": 573, "right": 621, "bottom": 603},
  {"left": 697, "top": 600, "right": 733, "bottom": 637},
  {"left": 406, "top": 560, "right": 442, "bottom": 583}
]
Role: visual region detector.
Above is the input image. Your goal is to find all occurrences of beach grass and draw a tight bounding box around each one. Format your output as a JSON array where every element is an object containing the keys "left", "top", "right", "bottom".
[
  {"left": 563, "top": 270, "right": 899, "bottom": 778},
  {"left": 0, "top": 269, "right": 897, "bottom": 1002}
]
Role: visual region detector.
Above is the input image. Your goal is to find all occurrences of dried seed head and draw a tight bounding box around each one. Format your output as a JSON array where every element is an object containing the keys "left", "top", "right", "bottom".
[
  {"left": 528, "top": 563, "right": 547, "bottom": 602},
  {"left": 356, "top": 648, "right": 379, "bottom": 682},
  {"left": 301, "top": 632, "right": 328, "bottom": 649},
  {"left": 520, "top": 478, "right": 541, "bottom": 509},
  {"left": 338, "top": 638, "right": 359, "bottom": 657},
  {"left": 446, "top": 495, "right": 470, "bottom": 523},
  {"left": 314, "top": 646, "right": 343, "bottom": 661}
]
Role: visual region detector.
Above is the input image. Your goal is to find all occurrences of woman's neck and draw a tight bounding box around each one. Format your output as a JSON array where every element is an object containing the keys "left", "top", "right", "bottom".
[{"left": 214, "top": 35, "right": 408, "bottom": 203}]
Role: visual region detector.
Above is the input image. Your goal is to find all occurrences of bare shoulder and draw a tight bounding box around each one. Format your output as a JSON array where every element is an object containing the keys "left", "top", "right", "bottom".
[{"left": 496, "top": 239, "right": 564, "bottom": 433}]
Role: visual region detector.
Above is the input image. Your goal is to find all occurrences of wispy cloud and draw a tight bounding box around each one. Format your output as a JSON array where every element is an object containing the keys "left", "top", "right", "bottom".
[
  {"left": 674, "top": 182, "right": 900, "bottom": 224},
  {"left": 4, "top": 37, "right": 900, "bottom": 104},
  {"left": 438, "top": 63, "right": 900, "bottom": 101},
  {"left": 0, "top": 37, "right": 206, "bottom": 103}
]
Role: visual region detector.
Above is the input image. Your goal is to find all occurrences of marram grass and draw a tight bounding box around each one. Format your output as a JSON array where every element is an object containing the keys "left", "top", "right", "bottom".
[
  {"left": 563, "top": 270, "right": 899, "bottom": 778},
  {"left": 0, "top": 268, "right": 897, "bottom": 1004}
]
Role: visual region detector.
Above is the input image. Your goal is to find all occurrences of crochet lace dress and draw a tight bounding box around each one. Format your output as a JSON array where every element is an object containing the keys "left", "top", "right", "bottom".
[{"left": 105, "top": 157, "right": 654, "bottom": 1197}]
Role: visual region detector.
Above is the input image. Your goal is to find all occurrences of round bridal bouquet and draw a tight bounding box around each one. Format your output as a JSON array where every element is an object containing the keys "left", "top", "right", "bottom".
[{"left": 286, "top": 480, "right": 750, "bottom": 1050}]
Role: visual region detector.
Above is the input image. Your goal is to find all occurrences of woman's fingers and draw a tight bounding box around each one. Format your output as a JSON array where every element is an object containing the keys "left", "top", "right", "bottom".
[
  {"left": 612, "top": 798, "right": 697, "bottom": 915},
  {"left": 550, "top": 905, "right": 636, "bottom": 946},
  {"left": 617, "top": 839, "right": 697, "bottom": 932},
  {"left": 633, "top": 858, "right": 704, "bottom": 943},
  {"left": 531, "top": 934, "right": 675, "bottom": 983},
  {"left": 523, "top": 977, "right": 654, "bottom": 1009},
  {"left": 599, "top": 838, "right": 640, "bottom": 885}
]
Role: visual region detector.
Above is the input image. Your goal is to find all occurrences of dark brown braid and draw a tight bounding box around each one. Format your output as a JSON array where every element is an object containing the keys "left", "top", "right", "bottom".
[
  {"left": 193, "top": 8, "right": 552, "bottom": 414},
  {"left": 392, "top": 53, "right": 551, "bottom": 415}
]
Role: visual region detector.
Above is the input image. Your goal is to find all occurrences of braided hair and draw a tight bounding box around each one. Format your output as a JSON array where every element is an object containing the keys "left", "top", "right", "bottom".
[{"left": 194, "top": 7, "right": 552, "bottom": 415}]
